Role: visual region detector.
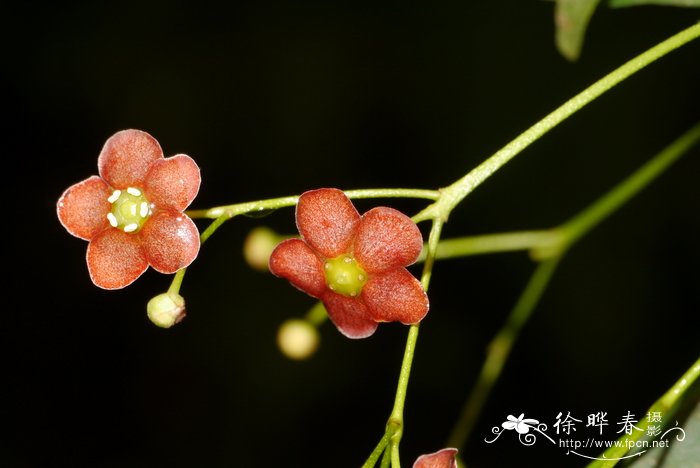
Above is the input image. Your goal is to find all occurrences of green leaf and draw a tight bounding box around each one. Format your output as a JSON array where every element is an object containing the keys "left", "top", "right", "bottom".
[
  {"left": 609, "top": 0, "right": 700, "bottom": 7},
  {"left": 555, "top": 0, "right": 605, "bottom": 61}
]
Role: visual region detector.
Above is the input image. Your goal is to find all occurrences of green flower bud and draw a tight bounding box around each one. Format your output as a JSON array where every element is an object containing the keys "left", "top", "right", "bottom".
[
  {"left": 147, "top": 292, "right": 186, "bottom": 328},
  {"left": 277, "top": 319, "right": 319, "bottom": 360},
  {"left": 244, "top": 226, "right": 282, "bottom": 272}
]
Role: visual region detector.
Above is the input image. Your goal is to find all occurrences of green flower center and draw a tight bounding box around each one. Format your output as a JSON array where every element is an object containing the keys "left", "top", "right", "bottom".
[
  {"left": 324, "top": 254, "right": 367, "bottom": 297},
  {"left": 106, "top": 187, "right": 152, "bottom": 233}
]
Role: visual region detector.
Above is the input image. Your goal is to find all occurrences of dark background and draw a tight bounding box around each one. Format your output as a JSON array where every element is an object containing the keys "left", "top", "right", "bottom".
[{"left": 7, "top": 2, "right": 699, "bottom": 467}]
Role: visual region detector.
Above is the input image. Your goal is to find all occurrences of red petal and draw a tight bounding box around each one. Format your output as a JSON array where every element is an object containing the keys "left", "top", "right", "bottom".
[
  {"left": 413, "top": 448, "right": 458, "bottom": 468},
  {"left": 57, "top": 176, "right": 112, "bottom": 240},
  {"left": 98, "top": 129, "right": 163, "bottom": 188},
  {"left": 296, "top": 188, "right": 360, "bottom": 258},
  {"left": 87, "top": 229, "right": 149, "bottom": 289},
  {"left": 362, "top": 268, "right": 428, "bottom": 324},
  {"left": 140, "top": 211, "right": 200, "bottom": 273},
  {"left": 354, "top": 207, "right": 423, "bottom": 273},
  {"left": 269, "top": 239, "right": 326, "bottom": 298},
  {"left": 144, "top": 154, "right": 201, "bottom": 211},
  {"left": 321, "top": 291, "right": 378, "bottom": 339}
]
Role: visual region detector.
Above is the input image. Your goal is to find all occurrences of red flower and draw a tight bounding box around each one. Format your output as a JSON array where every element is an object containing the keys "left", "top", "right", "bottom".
[
  {"left": 269, "top": 188, "right": 429, "bottom": 338},
  {"left": 413, "top": 448, "right": 458, "bottom": 468},
  {"left": 57, "top": 129, "right": 201, "bottom": 289}
]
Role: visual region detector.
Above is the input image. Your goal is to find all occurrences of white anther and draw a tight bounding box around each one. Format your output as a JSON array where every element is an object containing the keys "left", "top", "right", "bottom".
[
  {"left": 126, "top": 187, "right": 141, "bottom": 196},
  {"left": 344, "top": 257, "right": 352, "bottom": 263},
  {"left": 124, "top": 223, "right": 138, "bottom": 233},
  {"left": 358, "top": 274, "right": 365, "bottom": 281},
  {"left": 324, "top": 263, "right": 331, "bottom": 270},
  {"left": 107, "top": 213, "right": 118, "bottom": 227},
  {"left": 140, "top": 202, "right": 149, "bottom": 217},
  {"left": 107, "top": 190, "right": 121, "bottom": 203}
]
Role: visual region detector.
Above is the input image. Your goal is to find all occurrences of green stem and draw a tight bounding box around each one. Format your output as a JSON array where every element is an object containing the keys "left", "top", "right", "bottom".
[
  {"left": 553, "top": 121, "right": 700, "bottom": 255},
  {"left": 422, "top": 121, "right": 700, "bottom": 263},
  {"left": 587, "top": 357, "right": 700, "bottom": 468},
  {"left": 167, "top": 268, "right": 186, "bottom": 295},
  {"left": 363, "top": 219, "right": 444, "bottom": 467},
  {"left": 166, "top": 214, "right": 229, "bottom": 295},
  {"left": 414, "top": 23, "right": 700, "bottom": 223},
  {"left": 417, "top": 230, "right": 558, "bottom": 262},
  {"left": 445, "top": 122, "right": 699, "bottom": 454},
  {"left": 305, "top": 301, "right": 328, "bottom": 326},
  {"left": 446, "top": 258, "right": 560, "bottom": 450},
  {"left": 187, "top": 188, "right": 439, "bottom": 219},
  {"left": 363, "top": 431, "right": 392, "bottom": 468}
]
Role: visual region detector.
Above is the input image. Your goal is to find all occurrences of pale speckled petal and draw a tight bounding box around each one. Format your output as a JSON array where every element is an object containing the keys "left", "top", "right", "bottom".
[
  {"left": 87, "top": 229, "right": 149, "bottom": 289},
  {"left": 140, "top": 211, "right": 200, "bottom": 273},
  {"left": 354, "top": 207, "right": 423, "bottom": 273},
  {"left": 98, "top": 129, "right": 163, "bottom": 188},
  {"left": 321, "top": 291, "right": 378, "bottom": 339},
  {"left": 57, "top": 176, "right": 112, "bottom": 240},
  {"left": 413, "top": 448, "right": 458, "bottom": 468},
  {"left": 362, "top": 268, "right": 428, "bottom": 324},
  {"left": 144, "top": 154, "right": 201, "bottom": 211},
  {"left": 296, "top": 188, "right": 360, "bottom": 258},
  {"left": 269, "top": 239, "right": 326, "bottom": 298}
]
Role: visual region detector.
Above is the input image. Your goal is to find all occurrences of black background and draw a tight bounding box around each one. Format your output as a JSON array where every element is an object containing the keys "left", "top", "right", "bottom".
[{"left": 7, "top": 2, "right": 699, "bottom": 467}]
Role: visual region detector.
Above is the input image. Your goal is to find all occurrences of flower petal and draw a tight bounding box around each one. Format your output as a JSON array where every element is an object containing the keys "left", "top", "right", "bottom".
[
  {"left": 321, "top": 291, "right": 378, "bottom": 339},
  {"left": 98, "top": 129, "right": 163, "bottom": 188},
  {"left": 413, "top": 448, "right": 458, "bottom": 468},
  {"left": 87, "top": 229, "right": 148, "bottom": 289},
  {"left": 57, "top": 176, "right": 112, "bottom": 240},
  {"left": 269, "top": 239, "right": 326, "bottom": 298},
  {"left": 296, "top": 188, "right": 360, "bottom": 258},
  {"left": 515, "top": 423, "right": 531, "bottom": 434},
  {"left": 140, "top": 211, "right": 200, "bottom": 273},
  {"left": 354, "top": 207, "right": 423, "bottom": 273},
  {"left": 144, "top": 154, "right": 201, "bottom": 211},
  {"left": 502, "top": 421, "right": 517, "bottom": 430},
  {"left": 362, "top": 268, "right": 428, "bottom": 324}
]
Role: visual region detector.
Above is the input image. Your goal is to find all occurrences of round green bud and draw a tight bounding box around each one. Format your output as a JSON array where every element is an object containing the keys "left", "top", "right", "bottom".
[
  {"left": 147, "top": 292, "right": 186, "bottom": 328},
  {"left": 277, "top": 319, "right": 320, "bottom": 360},
  {"left": 243, "top": 226, "right": 280, "bottom": 271}
]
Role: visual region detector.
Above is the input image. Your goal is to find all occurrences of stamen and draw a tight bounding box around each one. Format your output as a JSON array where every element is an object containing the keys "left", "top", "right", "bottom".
[
  {"left": 107, "top": 213, "right": 118, "bottom": 227},
  {"left": 107, "top": 190, "right": 121, "bottom": 203},
  {"left": 140, "top": 202, "right": 150, "bottom": 217},
  {"left": 107, "top": 187, "right": 151, "bottom": 233}
]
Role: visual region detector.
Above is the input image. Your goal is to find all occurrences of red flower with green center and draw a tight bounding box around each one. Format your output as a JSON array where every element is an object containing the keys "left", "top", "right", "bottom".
[
  {"left": 57, "top": 129, "right": 201, "bottom": 289},
  {"left": 269, "top": 188, "right": 429, "bottom": 338}
]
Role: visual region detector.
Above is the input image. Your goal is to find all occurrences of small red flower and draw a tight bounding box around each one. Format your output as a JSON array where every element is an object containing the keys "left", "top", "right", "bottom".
[
  {"left": 57, "top": 129, "right": 201, "bottom": 289},
  {"left": 269, "top": 188, "right": 429, "bottom": 338},
  {"left": 413, "top": 448, "right": 458, "bottom": 468}
]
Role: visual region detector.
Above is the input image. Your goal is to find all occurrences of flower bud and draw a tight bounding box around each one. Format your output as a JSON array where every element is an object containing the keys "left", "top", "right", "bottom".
[
  {"left": 243, "top": 226, "right": 282, "bottom": 271},
  {"left": 277, "top": 319, "right": 319, "bottom": 360},
  {"left": 147, "top": 292, "right": 186, "bottom": 328}
]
